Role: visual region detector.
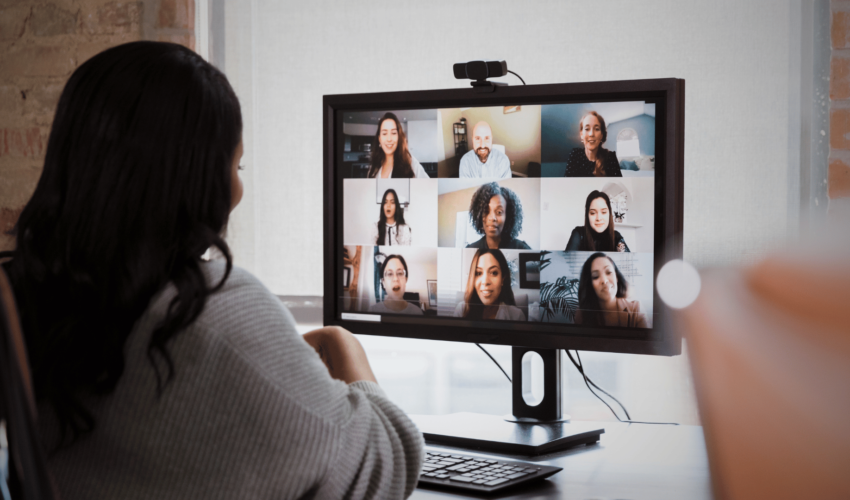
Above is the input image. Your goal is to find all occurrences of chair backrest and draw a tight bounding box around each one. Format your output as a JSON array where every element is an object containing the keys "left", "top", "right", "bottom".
[{"left": 0, "top": 267, "right": 60, "bottom": 499}]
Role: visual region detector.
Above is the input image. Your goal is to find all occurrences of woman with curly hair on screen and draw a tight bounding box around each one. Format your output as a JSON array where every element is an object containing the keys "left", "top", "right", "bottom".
[
  {"left": 453, "top": 249, "right": 525, "bottom": 321},
  {"left": 465, "top": 182, "right": 531, "bottom": 250},
  {"left": 0, "top": 41, "right": 422, "bottom": 499}
]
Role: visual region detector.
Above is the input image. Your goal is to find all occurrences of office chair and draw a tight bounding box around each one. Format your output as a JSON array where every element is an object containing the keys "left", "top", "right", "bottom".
[{"left": 0, "top": 268, "right": 60, "bottom": 499}]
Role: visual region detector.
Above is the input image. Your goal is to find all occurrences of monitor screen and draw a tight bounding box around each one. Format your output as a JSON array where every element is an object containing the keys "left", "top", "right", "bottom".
[{"left": 324, "top": 79, "right": 684, "bottom": 356}]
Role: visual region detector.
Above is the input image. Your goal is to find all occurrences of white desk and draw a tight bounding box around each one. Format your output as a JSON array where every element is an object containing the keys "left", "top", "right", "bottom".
[{"left": 412, "top": 422, "right": 712, "bottom": 499}]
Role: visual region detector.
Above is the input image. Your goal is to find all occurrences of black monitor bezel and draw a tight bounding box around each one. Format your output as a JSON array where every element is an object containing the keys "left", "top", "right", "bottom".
[{"left": 323, "top": 78, "right": 684, "bottom": 356}]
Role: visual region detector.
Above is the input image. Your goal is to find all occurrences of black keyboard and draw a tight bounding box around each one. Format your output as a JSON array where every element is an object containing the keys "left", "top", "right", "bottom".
[{"left": 417, "top": 448, "right": 563, "bottom": 493}]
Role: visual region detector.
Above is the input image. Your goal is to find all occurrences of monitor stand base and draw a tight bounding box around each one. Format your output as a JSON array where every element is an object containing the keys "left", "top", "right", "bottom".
[
  {"left": 410, "top": 412, "right": 604, "bottom": 456},
  {"left": 503, "top": 414, "right": 571, "bottom": 424},
  {"left": 411, "top": 347, "right": 604, "bottom": 455}
]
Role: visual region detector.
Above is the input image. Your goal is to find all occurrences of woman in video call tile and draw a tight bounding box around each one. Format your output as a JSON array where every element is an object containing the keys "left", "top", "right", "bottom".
[
  {"left": 367, "top": 112, "right": 430, "bottom": 179},
  {"left": 369, "top": 255, "right": 423, "bottom": 315},
  {"left": 371, "top": 188, "right": 412, "bottom": 246},
  {"left": 466, "top": 182, "right": 531, "bottom": 250},
  {"left": 563, "top": 111, "right": 623, "bottom": 177},
  {"left": 565, "top": 190, "right": 630, "bottom": 252},
  {"left": 575, "top": 253, "right": 648, "bottom": 328},
  {"left": 454, "top": 249, "right": 526, "bottom": 321}
]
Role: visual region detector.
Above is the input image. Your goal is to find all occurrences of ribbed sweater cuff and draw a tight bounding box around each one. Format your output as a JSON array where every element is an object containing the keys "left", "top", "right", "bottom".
[{"left": 349, "top": 380, "right": 387, "bottom": 399}]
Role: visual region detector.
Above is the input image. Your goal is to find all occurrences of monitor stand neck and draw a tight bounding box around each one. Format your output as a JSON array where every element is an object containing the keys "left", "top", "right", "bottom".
[
  {"left": 506, "top": 347, "right": 570, "bottom": 424},
  {"left": 408, "top": 347, "right": 605, "bottom": 456}
]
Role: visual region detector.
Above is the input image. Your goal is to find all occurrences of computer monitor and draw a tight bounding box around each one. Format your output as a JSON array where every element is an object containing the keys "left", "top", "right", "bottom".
[{"left": 323, "top": 78, "right": 685, "bottom": 454}]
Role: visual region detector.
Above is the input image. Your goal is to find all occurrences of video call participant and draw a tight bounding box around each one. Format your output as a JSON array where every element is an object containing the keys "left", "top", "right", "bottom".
[
  {"left": 565, "top": 190, "right": 630, "bottom": 252},
  {"left": 564, "top": 111, "right": 623, "bottom": 177},
  {"left": 367, "top": 112, "right": 430, "bottom": 178},
  {"left": 0, "top": 42, "right": 422, "bottom": 498},
  {"left": 371, "top": 188, "right": 412, "bottom": 246},
  {"left": 454, "top": 249, "right": 526, "bottom": 321},
  {"left": 575, "top": 253, "right": 649, "bottom": 328},
  {"left": 368, "top": 254, "right": 424, "bottom": 315},
  {"left": 459, "top": 121, "right": 512, "bottom": 179},
  {"left": 466, "top": 182, "right": 531, "bottom": 250}
]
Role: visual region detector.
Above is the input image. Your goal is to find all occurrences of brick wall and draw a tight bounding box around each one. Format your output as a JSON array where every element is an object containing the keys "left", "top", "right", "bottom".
[
  {"left": 830, "top": 1, "right": 850, "bottom": 212},
  {"left": 0, "top": 0, "right": 195, "bottom": 251}
]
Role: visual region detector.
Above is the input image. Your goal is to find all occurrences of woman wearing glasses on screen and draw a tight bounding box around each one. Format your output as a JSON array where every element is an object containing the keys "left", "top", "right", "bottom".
[
  {"left": 454, "top": 249, "right": 526, "bottom": 321},
  {"left": 466, "top": 182, "right": 531, "bottom": 250},
  {"left": 368, "top": 255, "right": 423, "bottom": 315},
  {"left": 575, "top": 253, "right": 649, "bottom": 328},
  {"left": 564, "top": 111, "right": 623, "bottom": 177},
  {"left": 370, "top": 188, "right": 412, "bottom": 246},
  {"left": 366, "top": 112, "right": 430, "bottom": 178},
  {"left": 565, "top": 190, "right": 630, "bottom": 252},
  {"left": 0, "top": 42, "right": 422, "bottom": 498}
]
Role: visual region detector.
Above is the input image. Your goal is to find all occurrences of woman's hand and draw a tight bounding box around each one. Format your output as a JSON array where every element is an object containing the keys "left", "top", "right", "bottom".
[{"left": 302, "top": 326, "right": 377, "bottom": 384}]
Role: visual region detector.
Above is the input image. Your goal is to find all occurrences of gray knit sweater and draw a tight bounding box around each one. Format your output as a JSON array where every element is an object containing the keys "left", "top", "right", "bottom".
[{"left": 39, "top": 261, "right": 424, "bottom": 499}]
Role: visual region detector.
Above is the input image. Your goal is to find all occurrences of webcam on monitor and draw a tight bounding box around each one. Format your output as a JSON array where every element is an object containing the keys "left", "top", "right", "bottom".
[{"left": 453, "top": 60, "right": 508, "bottom": 92}]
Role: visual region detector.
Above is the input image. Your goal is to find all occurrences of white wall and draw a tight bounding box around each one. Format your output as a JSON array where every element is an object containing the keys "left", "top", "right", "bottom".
[
  {"left": 223, "top": 0, "right": 801, "bottom": 295},
  {"left": 221, "top": 0, "right": 806, "bottom": 426},
  {"left": 407, "top": 120, "right": 439, "bottom": 163}
]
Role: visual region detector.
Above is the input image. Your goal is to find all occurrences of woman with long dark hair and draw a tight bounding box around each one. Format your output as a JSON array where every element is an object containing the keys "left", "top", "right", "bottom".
[
  {"left": 371, "top": 188, "right": 412, "bottom": 246},
  {"left": 454, "top": 249, "right": 525, "bottom": 321},
  {"left": 0, "top": 42, "right": 422, "bottom": 498},
  {"left": 366, "top": 112, "right": 429, "bottom": 178},
  {"left": 565, "top": 190, "right": 630, "bottom": 252},
  {"left": 575, "top": 253, "right": 648, "bottom": 328},
  {"left": 563, "top": 111, "right": 623, "bottom": 177}
]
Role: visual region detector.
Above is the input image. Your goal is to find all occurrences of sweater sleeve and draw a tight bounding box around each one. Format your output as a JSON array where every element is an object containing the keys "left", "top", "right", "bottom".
[
  {"left": 321, "top": 381, "right": 425, "bottom": 499},
  {"left": 204, "top": 268, "right": 424, "bottom": 499},
  {"left": 37, "top": 263, "right": 424, "bottom": 500}
]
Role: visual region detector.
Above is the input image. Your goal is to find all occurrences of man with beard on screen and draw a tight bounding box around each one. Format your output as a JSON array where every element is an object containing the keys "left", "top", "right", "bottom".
[{"left": 459, "top": 121, "right": 512, "bottom": 179}]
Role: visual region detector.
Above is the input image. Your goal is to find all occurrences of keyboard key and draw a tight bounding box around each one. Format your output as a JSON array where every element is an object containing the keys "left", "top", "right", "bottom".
[
  {"left": 473, "top": 479, "right": 489, "bottom": 484},
  {"left": 436, "top": 474, "right": 450, "bottom": 479},
  {"left": 450, "top": 475, "right": 476, "bottom": 483},
  {"left": 507, "top": 472, "right": 529, "bottom": 479},
  {"left": 485, "top": 478, "right": 510, "bottom": 486}
]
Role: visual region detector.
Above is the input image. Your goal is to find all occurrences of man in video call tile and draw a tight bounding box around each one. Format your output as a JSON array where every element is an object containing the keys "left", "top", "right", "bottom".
[{"left": 459, "top": 121, "right": 512, "bottom": 179}]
